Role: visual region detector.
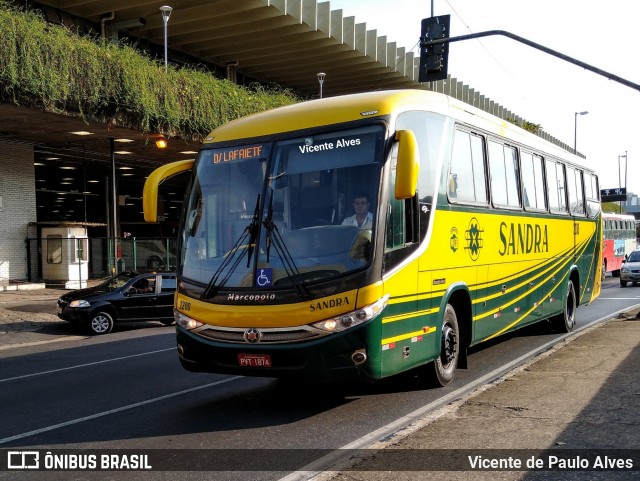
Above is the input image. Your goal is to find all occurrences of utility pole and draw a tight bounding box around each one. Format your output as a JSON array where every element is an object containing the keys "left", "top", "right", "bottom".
[{"left": 421, "top": 30, "right": 640, "bottom": 92}]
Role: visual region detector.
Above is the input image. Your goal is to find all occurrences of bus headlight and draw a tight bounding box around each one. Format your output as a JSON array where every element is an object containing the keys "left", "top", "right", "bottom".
[
  {"left": 311, "top": 295, "right": 389, "bottom": 333},
  {"left": 175, "top": 309, "right": 203, "bottom": 330}
]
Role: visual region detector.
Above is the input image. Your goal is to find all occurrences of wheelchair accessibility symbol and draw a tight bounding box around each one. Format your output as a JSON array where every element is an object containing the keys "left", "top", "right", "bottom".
[{"left": 256, "top": 268, "right": 273, "bottom": 287}]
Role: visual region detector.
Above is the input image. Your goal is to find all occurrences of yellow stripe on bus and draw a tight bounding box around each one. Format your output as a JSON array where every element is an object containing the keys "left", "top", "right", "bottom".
[
  {"left": 382, "top": 308, "right": 438, "bottom": 324},
  {"left": 382, "top": 327, "right": 437, "bottom": 345}
]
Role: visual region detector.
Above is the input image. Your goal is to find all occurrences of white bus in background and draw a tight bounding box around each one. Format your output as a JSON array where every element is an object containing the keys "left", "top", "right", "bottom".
[{"left": 602, "top": 212, "right": 637, "bottom": 277}]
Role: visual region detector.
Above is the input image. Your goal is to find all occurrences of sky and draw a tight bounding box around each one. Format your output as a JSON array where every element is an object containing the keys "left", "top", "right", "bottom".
[{"left": 328, "top": 0, "right": 640, "bottom": 194}]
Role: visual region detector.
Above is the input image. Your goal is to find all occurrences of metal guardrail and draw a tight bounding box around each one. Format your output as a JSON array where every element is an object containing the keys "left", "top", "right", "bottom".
[{"left": 25, "top": 237, "right": 177, "bottom": 284}]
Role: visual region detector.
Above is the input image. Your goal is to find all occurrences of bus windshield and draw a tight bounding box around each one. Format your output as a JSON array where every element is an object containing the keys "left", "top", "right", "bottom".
[{"left": 181, "top": 125, "right": 384, "bottom": 290}]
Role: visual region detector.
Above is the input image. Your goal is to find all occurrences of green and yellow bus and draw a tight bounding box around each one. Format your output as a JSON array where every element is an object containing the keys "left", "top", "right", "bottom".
[{"left": 143, "top": 90, "right": 602, "bottom": 386}]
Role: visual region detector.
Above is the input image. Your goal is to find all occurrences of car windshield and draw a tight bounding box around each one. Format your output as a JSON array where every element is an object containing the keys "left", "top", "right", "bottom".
[
  {"left": 99, "top": 271, "right": 141, "bottom": 289},
  {"left": 627, "top": 251, "right": 640, "bottom": 263},
  {"left": 181, "top": 125, "right": 384, "bottom": 290}
]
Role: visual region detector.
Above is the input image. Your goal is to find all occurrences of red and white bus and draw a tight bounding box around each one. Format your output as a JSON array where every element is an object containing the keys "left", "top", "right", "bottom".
[{"left": 602, "top": 213, "right": 637, "bottom": 277}]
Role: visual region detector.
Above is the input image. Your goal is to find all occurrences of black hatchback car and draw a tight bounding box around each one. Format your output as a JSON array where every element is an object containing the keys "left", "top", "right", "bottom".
[{"left": 57, "top": 271, "right": 177, "bottom": 335}]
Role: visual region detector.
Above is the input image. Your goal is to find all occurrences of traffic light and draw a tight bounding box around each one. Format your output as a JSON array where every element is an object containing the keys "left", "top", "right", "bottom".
[{"left": 419, "top": 15, "right": 450, "bottom": 82}]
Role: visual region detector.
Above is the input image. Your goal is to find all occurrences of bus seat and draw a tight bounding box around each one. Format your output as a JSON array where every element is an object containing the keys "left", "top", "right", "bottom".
[
  {"left": 295, "top": 185, "right": 333, "bottom": 227},
  {"left": 282, "top": 225, "right": 359, "bottom": 259}
]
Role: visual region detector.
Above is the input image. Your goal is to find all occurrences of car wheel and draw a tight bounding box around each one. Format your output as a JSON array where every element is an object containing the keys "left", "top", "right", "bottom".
[
  {"left": 147, "top": 256, "right": 163, "bottom": 269},
  {"left": 620, "top": 279, "right": 628, "bottom": 287},
  {"left": 88, "top": 312, "right": 114, "bottom": 335}
]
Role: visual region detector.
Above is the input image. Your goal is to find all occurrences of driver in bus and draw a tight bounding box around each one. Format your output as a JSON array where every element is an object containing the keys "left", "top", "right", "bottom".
[{"left": 342, "top": 192, "right": 373, "bottom": 230}]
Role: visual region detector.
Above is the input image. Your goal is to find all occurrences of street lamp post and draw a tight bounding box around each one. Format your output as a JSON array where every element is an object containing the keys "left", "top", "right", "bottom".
[
  {"left": 624, "top": 150, "right": 628, "bottom": 190},
  {"left": 618, "top": 151, "right": 628, "bottom": 213},
  {"left": 109, "top": 137, "right": 118, "bottom": 274},
  {"left": 574, "top": 110, "right": 588, "bottom": 154},
  {"left": 160, "top": 5, "right": 173, "bottom": 73},
  {"left": 317, "top": 72, "right": 326, "bottom": 99}
]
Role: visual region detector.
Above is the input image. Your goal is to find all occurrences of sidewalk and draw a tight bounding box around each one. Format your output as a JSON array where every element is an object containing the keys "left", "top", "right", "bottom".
[
  {"left": 325, "top": 312, "right": 640, "bottom": 480},
  {"left": 0, "top": 287, "right": 83, "bottom": 350}
]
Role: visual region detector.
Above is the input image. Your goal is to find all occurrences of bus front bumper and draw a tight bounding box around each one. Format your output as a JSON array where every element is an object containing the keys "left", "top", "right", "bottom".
[{"left": 175, "top": 324, "right": 378, "bottom": 381}]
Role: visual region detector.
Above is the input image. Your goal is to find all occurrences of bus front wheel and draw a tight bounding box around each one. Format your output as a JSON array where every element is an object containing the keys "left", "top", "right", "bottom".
[{"left": 426, "top": 304, "right": 460, "bottom": 387}]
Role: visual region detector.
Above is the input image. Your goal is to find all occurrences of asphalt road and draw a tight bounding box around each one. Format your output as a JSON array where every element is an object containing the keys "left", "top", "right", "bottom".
[{"left": 0, "top": 276, "right": 638, "bottom": 481}]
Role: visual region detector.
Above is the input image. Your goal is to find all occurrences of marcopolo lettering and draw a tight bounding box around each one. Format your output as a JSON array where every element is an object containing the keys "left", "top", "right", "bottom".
[
  {"left": 498, "top": 222, "right": 549, "bottom": 256},
  {"left": 310, "top": 296, "right": 350, "bottom": 312},
  {"left": 227, "top": 293, "right": 276, "bottom": 302}
]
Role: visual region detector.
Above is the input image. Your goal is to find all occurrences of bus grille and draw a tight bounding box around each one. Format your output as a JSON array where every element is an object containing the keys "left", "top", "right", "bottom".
[{"left": 193, "top": 326, "right": 327, "bottom": 344}]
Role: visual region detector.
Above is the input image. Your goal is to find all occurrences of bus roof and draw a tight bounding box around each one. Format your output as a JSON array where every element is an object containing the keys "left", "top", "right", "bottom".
[
  {"left": 602, "top": 212, "right": 636, "bottom": 220},
  {"left": 204, "top": 90, "right": 445, "bottom": 143},
  {"left": 203, "top": 89, "right": 592, "bottom": 171}
]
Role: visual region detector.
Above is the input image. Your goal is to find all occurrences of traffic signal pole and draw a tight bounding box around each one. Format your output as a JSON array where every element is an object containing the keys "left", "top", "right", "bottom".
[{"left": 422, "top": 29, "right": 640, "bottom": 93}]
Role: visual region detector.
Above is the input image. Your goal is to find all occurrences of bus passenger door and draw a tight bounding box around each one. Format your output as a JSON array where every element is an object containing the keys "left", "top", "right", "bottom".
[
  {"left": 486, "top": 260, "right": 521, "bottom": 339},
  {"left": 472, "top": 264, "right": 488, "bottom": 343},
  {"left": 380, "top": 159, "right": 421, "bottom": 377},
  {"left": 568, "top": 167, "right": 593, "bottom": 303}
]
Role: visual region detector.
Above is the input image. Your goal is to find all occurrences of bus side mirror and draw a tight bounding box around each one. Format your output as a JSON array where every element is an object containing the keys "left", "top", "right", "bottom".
[
  {"left": 143, "top": 160, "right": 194, "bottom": 222},
  {"left": 395, "top": 130, "right": 419, "bottom": 199}
]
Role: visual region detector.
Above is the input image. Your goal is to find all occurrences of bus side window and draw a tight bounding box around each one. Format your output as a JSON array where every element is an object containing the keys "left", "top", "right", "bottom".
[
  {"left": 567, "top": 166, "right": 585, "bottom": 215},
  {"left": 488, "top": 141, "right": 506, "bottom": 206},
  {"left": 584, "top": 172, "right": 600, "bottom": 217},
  {"left": 546, "top": 159, "right": 568, "bottom": 214},
  {"left": 521, "top": 152, "right": 546, "bottom": 211},
  {"left": 488, "top": 140, "right": 521, "bottom": 208},
  {"left": 449, "top": 129, "right": 487, "bottom": 205},
  {"left": 395, "top": 110, "right": 450, "bottom": 243}
]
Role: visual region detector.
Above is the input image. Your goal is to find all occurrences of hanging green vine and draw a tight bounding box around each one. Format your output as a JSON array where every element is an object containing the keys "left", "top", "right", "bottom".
[{"left": 0, "top": 1, "right": 299, "bottom": 140}]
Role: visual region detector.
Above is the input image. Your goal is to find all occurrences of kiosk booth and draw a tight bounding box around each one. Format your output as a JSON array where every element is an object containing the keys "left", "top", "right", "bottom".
[{"left": 41, "top": 226, "right": 89, "bottom": 289}]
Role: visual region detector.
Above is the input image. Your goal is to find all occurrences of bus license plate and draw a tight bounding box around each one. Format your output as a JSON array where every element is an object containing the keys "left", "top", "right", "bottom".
[{"left": 238, "top": 353, "right": 272, "bottom": 368}]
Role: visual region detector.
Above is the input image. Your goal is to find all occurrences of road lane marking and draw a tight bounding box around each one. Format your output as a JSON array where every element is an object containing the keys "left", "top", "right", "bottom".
[
  {"left": 598, "top": 297, "right": 640, "bottom": 300},
  {"left": 0, "top": 348, "right": 175, "bottom": 384},
  {"left": 0, "top": 376, "right": 243, "bottom": 445}
]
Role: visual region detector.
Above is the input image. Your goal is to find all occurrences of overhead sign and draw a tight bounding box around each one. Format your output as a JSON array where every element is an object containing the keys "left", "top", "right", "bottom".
[{"left": 600, "top": 187, "right": 627, "bottom": 202}]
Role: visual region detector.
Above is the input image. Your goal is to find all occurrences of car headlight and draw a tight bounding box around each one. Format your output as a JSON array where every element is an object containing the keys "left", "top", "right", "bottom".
[
  {"left": 621, "top": 268, "right": 629, "bottom": 274},
  {"left": 311, "top": 295, "right": 389, "bottom": 333},
  {"left": 69, "top": 300, "right": 90, "bottom": 308},
  {"left": 175, "top": 309, "right": 203, "bottom": 330}
]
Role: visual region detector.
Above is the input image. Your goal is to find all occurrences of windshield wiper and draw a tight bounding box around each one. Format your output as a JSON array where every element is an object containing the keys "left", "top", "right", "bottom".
[
  {"left": 202, "top": 195, "right": 261, "bottom": 299},
  {"left": 263, "top": 192, "right": 311, "bottom": 299}
]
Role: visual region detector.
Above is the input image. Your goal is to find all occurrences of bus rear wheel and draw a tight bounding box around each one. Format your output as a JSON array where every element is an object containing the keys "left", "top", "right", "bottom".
[
  {"left": 426, "top": 304, "right": 460, "bottom": 387},
  {"left": 552, "top": 280, "right": 577, "bottom": 333}
]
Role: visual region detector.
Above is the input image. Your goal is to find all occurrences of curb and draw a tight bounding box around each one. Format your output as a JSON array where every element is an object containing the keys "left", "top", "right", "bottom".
[{"left": 0, "top": 283, "right": 47, "bottom": 292}]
